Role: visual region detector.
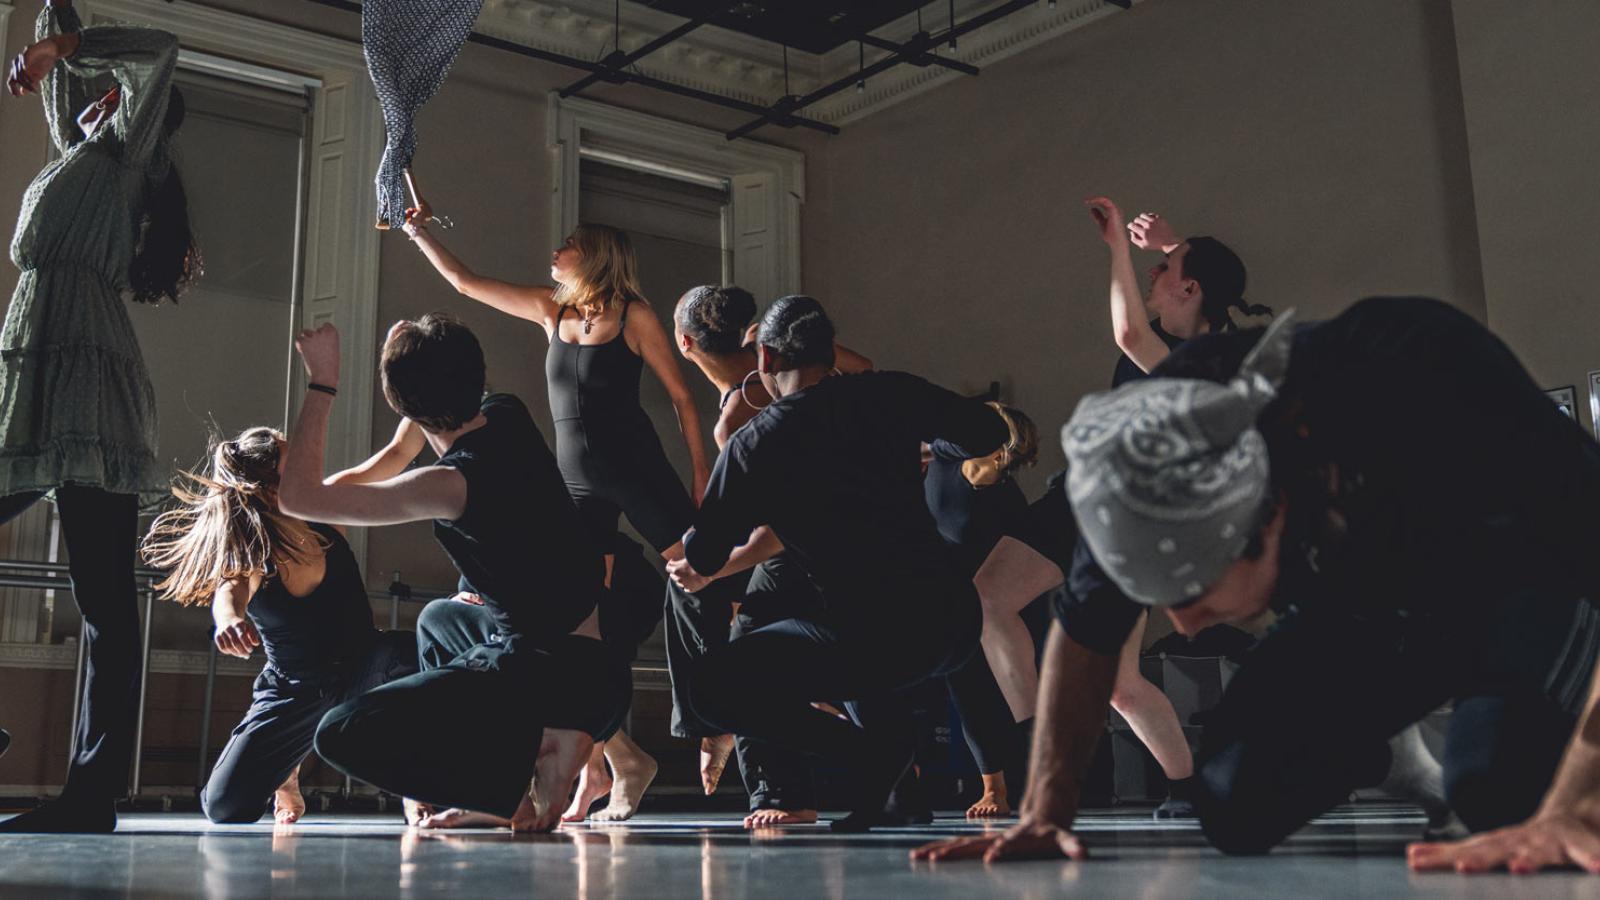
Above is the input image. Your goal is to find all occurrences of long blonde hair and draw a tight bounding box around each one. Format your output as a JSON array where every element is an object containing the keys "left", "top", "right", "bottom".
[
  {"left": 141, "top": 427, "right": 329, "bottom": 606},
  {"left": 551, "top": 223, "right": 648, "bottom": 313}
]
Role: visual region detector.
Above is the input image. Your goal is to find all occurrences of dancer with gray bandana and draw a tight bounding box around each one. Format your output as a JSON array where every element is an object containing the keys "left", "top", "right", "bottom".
[{"left": 916, "top": 296, "right": 1600, "bottom": 867}]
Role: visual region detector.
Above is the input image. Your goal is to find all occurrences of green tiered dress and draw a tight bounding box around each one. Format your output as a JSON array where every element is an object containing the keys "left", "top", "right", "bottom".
[{"left": 0, "top": 6, "right": 177, "bottom": 504}]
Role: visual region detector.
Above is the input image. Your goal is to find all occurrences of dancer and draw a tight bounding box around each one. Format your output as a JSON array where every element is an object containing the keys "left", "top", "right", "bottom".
[
  {"left": 924, "top": 402, "right": 1050, "bottom": 818},
  {"left": 278, "top": 316, "right": 622, "bottom": 833},
  {"left": 401, "top": 217, "right": 720, "bottom": 780},
  {"left": 141, "top": 428, "right": 418, "bottom": 825},
  {"left": 678, "top": 295, "right": 1009, "bottom": 832},
  {"left": 668, "top": 284, "right": 877, "bottom": 818},
  {"left": 915, "top": 297, "right": 1600, "bottom": 864},
  {"left": 1082, "top": 197, "right": 1264, "bottom": 816},
  {"left": 0, "top": 3, "right": 196, "bottom": 833}
]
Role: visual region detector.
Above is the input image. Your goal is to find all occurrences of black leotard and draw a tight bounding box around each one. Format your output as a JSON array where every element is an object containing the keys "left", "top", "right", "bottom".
[
  {"left": 545, "top": 302, "right": 694, "bottom": 553},
  {"left": 247, "top": 525, "right": 377, "bottom": 677}
]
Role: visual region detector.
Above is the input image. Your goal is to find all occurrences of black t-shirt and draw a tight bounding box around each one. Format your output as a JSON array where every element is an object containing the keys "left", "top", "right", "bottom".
[
  {"left": 434, "top": 393, "right": 602, "bottom": 642},
  {"left": 687, "top": 371, "right": 1009, "bottom": 611},
  {"left": 924, "top": 439, "right": 1029, "bottom": 579},
  {"left": 248, "top": 524, "right": 376, "bottom": 676},
  {"left": 1111, "top": 319, "right": 1188, "bottom": 388},
  {"left": 1057, "top": 297, "right": 1600, "bottom": 654}
]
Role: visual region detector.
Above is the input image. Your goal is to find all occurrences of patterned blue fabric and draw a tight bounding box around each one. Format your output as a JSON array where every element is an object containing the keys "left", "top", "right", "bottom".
[{"left": 362, "top": 0, "right": 484, "bottom": 228}]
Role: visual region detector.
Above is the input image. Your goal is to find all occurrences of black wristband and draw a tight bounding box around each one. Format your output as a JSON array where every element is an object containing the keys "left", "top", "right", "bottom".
[{"left": 307, "top": 382, "right": 338, "bottom": 397}]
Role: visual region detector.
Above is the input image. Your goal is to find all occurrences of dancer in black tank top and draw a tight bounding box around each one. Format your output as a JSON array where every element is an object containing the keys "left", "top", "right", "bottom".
[{"left": 142, "top": 429, "right": 418, "bottom": 825}]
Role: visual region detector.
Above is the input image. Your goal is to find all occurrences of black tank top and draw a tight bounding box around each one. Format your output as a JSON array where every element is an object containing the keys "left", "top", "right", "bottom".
[
  {"left": 545, "top": 302, "right": 651, "bottom": 431},
  {"left": 246, "top": 524, "right": 377, "bottom": 677}
]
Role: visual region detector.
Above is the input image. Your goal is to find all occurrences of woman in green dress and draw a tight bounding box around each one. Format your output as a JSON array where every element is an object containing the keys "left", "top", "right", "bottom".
[{"left": 1, "top": 0, "right": 197, "bottom": 833}]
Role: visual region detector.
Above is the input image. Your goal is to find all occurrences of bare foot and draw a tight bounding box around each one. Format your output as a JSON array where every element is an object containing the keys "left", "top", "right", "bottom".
[
  {"left": 418, "top": 807, "right": 511, "bottom": 829},
  {"left": 403, "top": 797, "right": 436, "bottom": 826},
  {"left": 811, "top": 702, "right": 849, "bottom": 720},
  {"left": 965, "top": 792, "right": 1011, "bottom": 818},
  {"left": 743, "top": 808, "right": 818, "bottom": 829},
  {"left": 966, "top": 773, "right": 1011, "bottom": 819},
  {"left": 562, "top": 743, "right": 614, "bottom": 823},
  {"left": 592, "top": 732, "right": 657, "bottom": 822},
  {"left": 700, "top": 734, "right": 735, "bottom": 796},
  {"left": 514, "top": 728, "right": 594, "bottom": 834},
  {"left": 273, "top": 767, "right": 306, "bottom": 825}
]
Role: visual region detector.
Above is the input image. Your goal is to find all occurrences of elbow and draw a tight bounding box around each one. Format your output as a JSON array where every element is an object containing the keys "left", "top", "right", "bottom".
[
  {"left": 1112, "top": 326, "right": 1140, "bottom": 356},
  {"left": 275, "top": 481, "right": 318, "bottom": 522}
]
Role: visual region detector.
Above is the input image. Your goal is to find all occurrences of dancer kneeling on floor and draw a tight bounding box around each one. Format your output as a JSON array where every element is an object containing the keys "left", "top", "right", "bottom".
[
  {"left": 676, "top": 295, "right": 1009, "bottom": 832},
  {"left": 915, "top": 297, "right": 1600, "bottom": 868},
  {"left": 142, "top": 429, "right": 418, "bottom": 825},
  {"left": 278, "top": 315, "right": 626, "bottom": 833}
]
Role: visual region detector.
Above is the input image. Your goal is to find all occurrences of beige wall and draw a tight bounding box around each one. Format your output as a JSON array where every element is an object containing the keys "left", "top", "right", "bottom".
[
  {"left": 1451, "top": 0, "right": 1600, "bottom": 433},
  {"left": 803, "top": 0, "right": 1487, "bottom": 492}
]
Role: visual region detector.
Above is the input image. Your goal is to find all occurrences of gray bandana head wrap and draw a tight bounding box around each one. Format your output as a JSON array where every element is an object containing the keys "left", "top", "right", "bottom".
[{"left": 1062, "top": 312, "right": 1297, "bottom": 607}]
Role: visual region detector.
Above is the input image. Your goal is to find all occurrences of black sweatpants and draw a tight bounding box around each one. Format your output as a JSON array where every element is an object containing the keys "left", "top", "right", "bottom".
[
  {"left": 1191, "top": 595, "right": 1595, "bottom": 854},
  {"left": 0, "top": 487, "right": 139, "bottom": 804},
  {"left": 731, "top": 555, "right": 824, "bottom": 812},
  {"left": 201, "top": 631, "right": 418, "bottom": 823},
  {"left": 687, "top": 581, "right": 982, "bottom": 817},
  {"left": 314, "top": 599, "right": 626, "bottom": 818},
  {"left": 664, "top": 574, "right": 743, "bottom": 739}
]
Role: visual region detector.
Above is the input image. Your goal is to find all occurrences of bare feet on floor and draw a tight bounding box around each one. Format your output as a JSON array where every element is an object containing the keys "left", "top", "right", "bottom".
[
  {"left": 592, "top": 732, "right": 657, "bottom": 822},
  {"left": 743, "top": 808, "right": 818, "bottom": 829},
  {"left": 561, "top": 743, "right": 614, "bottom": 823},
  {"left": 515, "top": 728, "right": 594, "bottom": 834},
  {"left": 417, "top": 808, "right": 511, "bottom": 829},
  {"left": 700, "top": 734, "right": 735, "bottom": 796},
  {"left": 966, "top": 773, "right": 1011, "bottom": 819},
  {"left": 402, "top": 797, "right": 436, "bottom": 826},
  {"left": 273, "top": 767, "right": 307, "bottom": 825}
]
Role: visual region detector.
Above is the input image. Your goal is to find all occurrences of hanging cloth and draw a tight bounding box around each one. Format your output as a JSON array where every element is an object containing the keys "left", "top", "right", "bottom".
[{"left": 361, "top": 0, "right": 485, "bottom": 228}]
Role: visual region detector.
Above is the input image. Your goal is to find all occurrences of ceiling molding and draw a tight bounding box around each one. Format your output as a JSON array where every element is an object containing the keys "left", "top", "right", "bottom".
[{"left": 481, "top": 0, "right": 1136, "bottom": 128}]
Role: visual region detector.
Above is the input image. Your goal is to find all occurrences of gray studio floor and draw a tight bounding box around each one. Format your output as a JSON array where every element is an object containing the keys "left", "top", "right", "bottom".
[{"left": 0, "top": 804, "right": 1593, "bottom": 899}]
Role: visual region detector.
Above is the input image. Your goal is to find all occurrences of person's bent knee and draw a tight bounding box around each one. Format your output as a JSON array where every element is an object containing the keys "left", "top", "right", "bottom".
[
  {"left": 1193, "top": 750, "right": 1291, "bottom": 856},
  {"left": 312, "top": 700, "right": 363, "bottom": 772},
  {"left": 1200, "top": 814, "right": 1279, "bottom": 856},
  {"left": 685, "top": 655, "right": 746, "bottom": 734},
  {"left": 201, "top": 786, "right": 266, "bottom": 825}
]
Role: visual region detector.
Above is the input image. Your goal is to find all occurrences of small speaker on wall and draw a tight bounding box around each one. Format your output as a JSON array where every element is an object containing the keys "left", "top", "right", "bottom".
[{"left": 1546, "top": 385, "right": 1577, "bottom": 420}]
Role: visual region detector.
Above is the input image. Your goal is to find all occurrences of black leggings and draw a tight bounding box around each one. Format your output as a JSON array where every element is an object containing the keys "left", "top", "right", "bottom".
[
  {"left": 687, "top": 583, "right": 982, "bottom": 817},
  {"left": 0, "top": 486, "right": 138, "bottom": 803},
  {"left": 315, "top": 601, "right": 626, "bottom": 818},
  {"left": 1191, "top": 596, "right": 1592, "bottom": 854},
  {"left": 945, "top": 649, "right": 1018, "bottom": 775},
  {"left": 556, "top": 420, "right": 694, "bottom": 556},
  {"left": 201, "top": 631, "right": 418, "bottom": 823}
]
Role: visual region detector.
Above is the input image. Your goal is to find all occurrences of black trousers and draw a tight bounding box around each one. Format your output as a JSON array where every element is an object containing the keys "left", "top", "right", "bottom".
[
  {"left": 314, "top": 599, "right": 626, "bottom": 818},
  {"left": 944, "top": 648, "right": 1018, "bottom": 776},
  {"left": 731, "top": 556, "right": 825, "bottom": 812},
  {"left": 664, "top": 574, "right": 743, "bottom": 739},
  {"left": 1191, "top": 596, "right": 1594, "bottom": 854},
  {"left": 0, "top": 487, "right": 138, "bottom": 803},
  {"left": 687, "top": 580, "right": 982, "bottom": 816},
  {"left": 201, "top": 631, "right": 418, "bottom": 823}
]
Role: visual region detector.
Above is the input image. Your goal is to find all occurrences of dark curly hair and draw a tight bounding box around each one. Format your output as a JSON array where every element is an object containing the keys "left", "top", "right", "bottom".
[
  {"left": 756, "top": 295, "right": 835, "bottom": 368},
  {"left": 128, "top": 87, "right": 201, "bottom": 305},
  {"left": 675, "top": 285, "right": 757, "bottom": 355}
]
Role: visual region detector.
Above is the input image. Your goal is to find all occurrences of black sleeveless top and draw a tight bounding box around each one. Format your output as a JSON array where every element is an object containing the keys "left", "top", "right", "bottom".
[
  {"left": 545, "top": 302, "right": 652, "bottom": 432},
  {"left": 246, "top": 524, "right": 377, "bottom": 677}
]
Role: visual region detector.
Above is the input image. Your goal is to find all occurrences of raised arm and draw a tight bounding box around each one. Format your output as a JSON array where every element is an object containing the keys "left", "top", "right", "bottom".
[
  {"left": 403, "top": 221, "right": 560, "bottom": 331},
  {"left": 1086, "top": 196, "right": 1171, "bottom": 374},
  {"left": 278, "top": 324, "right": 467, "bottom": 527},
  {"left": 630, "top": 305, "right": 712, "bottom": 502},
  {"left": 10, "top": 2, "right": 90, "bottom": 154},
  {"left": 59, "top": 21, "right": 178, "bottom": 167},
  {"left": 326, "top": 417, "right": 427, "bottom": 486}
]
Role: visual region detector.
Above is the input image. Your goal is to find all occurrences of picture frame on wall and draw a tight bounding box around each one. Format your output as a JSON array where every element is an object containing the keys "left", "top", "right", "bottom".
[
  {"left": 1589, "top": 371, "right": 1600, "bottom": 442},
  {"left": 1546, "top": 385, "right": 1578, "bottom": 420}
]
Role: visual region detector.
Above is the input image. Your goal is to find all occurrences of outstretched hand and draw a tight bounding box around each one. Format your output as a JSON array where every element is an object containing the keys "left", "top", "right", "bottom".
[
  {"left": 6, "top": 38, "right": 62, "bottom": 97},
  {"left": 1128, "top": 212, "right": 1180, "bottom": 252},
  {"left": 1408, "top": 812, "right": 1600, "bottom": 874},
  {"left": 910, "top": 818, "right": 1086, "bottom": 864},
  {"left": 294, "top": 323, "right": 341, "bottom": 388},
  {"left": 1084, "top": 196, "right": 1127, "bottom": 247}
]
